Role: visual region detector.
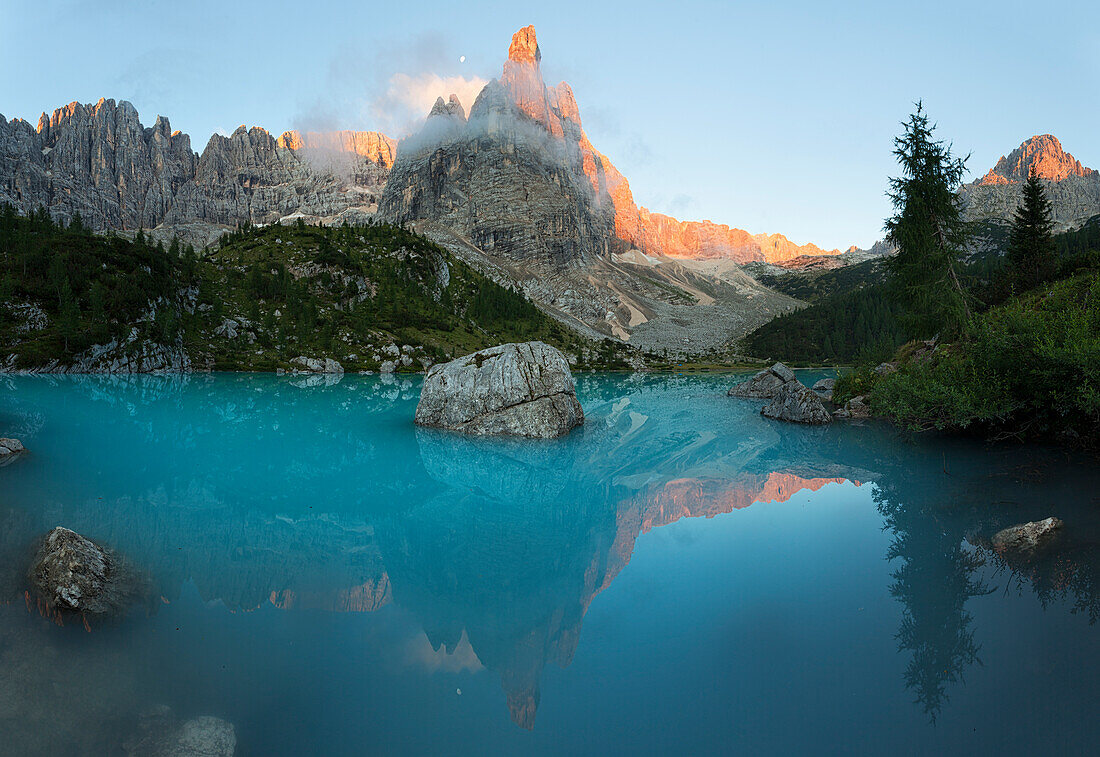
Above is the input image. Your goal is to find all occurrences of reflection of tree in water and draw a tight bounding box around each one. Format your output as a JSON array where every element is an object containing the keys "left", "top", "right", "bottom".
[
  {"left": 990, "top": 541, "right": 1100, "bottom": 626},
  {"left": 874, "top": 484, "right": 992, "bottom": 722}
]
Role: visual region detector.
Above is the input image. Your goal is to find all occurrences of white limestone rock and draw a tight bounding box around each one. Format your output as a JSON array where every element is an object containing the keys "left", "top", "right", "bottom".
[{"left": 415, "top": 341, "right": 583, "bottom": 438}]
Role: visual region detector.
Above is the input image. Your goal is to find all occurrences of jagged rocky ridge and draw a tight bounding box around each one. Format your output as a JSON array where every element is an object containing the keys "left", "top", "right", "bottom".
[
  {"left": 960, "top": 134, "right": 1100, "bottom": 232},
  {"left": 0, "top": 99, "right": 393, "bottom": 247}
]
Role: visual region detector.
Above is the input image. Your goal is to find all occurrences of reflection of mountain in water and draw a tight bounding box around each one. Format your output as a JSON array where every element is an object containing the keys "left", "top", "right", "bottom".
[{"left": 2, "top": 374, "right": 1098, "bottom": 729}]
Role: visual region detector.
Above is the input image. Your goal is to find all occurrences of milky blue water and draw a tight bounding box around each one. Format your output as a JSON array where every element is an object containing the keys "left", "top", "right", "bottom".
[{"left": 1, "top": 372, "right": 1098, "bottom": 755}]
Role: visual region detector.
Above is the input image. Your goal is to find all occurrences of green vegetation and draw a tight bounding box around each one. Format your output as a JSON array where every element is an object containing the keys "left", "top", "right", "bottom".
[
  {"left": 747, "top": 105, "right": 1100, "bottom": 447},
  {"left": 0, "top": 206, "right": 195, "bottom": 368},
  {"left": 750, "top": 258, "right": 886, "bottom": 304},
  {"left": 883, "top": 103, "right": 972, "bottom": 338},
  {"left": 859, "top": 270, "right": 1100, "bottom": 442},
  {"left": 743, "top": 282, "right": 907, "bottom": 365},
  {"left": 1006, "top": 172, "right": 1057, "bottom": 289},
  {"left": 0, "top": 208, "right": 638, "bottom": 372}
]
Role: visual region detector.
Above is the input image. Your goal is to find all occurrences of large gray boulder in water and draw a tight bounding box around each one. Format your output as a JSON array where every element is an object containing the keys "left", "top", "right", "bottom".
[
  {"left": 761, "top": 381, "right": 833, "bottom": 425},
  {"left": 414, "top": 342, "right": 583, "bottom": 438},
  {"left": 728, "top": 362, "right": 796, "bottom": 399},
  {"left": 27, "top": 527, "right": 140, "bottom": 615}
]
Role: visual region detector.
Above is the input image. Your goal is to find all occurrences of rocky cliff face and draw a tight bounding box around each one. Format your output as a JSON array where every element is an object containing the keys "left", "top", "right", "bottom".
[
  {"left": 381, "top": 26, "right": 841, "bottom": 269},
  {"left": 0, "top": 99, "right": 394, "bottom": 241},
  {"left": 375, "top": 26, "right": 807, "bottom": 348},
  {"left": 960, "top": 134, "right": 1100, "bottom": 231},
  {"left": 380, "top": 27, "right": 616, "bottom": 269},
  {"left": 0, "top": 99, "right": 196, "bottom": 230},
  {"left": 977, "top": 135, "right": 1094, "bottom": 185}
]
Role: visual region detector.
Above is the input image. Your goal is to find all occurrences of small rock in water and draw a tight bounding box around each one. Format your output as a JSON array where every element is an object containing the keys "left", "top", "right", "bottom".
[
  {"left": 992, "top": 517, "right": 1064, "bottom": 554},
  {"left": 760, "top": 381, "right": 833, "bottom": 425},
  {"left": 834, "top": 395, "right": 871, "bottom": 420},
  {"left": 415, "top": 341, "right": 583, "bottom": 438},
  {"left": 0, "top": 437, "right": 26, "bottom": 464},
  {"left": 811, "top": 378, "right": 836, "bottom": 402},
  {"left": 728, "top": 362, "right": 796, "bottom": 399}
]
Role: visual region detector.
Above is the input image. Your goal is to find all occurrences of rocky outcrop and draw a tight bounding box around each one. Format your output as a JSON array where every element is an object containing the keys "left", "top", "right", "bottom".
[
  {"left": 960, "top": 135, "right": 1100, "bottom": 232},
  {"left": 834, "top": 394, "right": 871, "bottom": 420},
  {"left": 414, "top": 341, "right": 583, "bottom": 437},
  {"left": 380, "top": 29, "right": 617, "bottom": 269},
  {"left": 760, "top": 380, "right": 833, "bottom": 424},
  {"left": 728, "top": 362, "right": 796, "bottom": 399},
  {"left": 28, "top": 527, "right": 119, "bottom": 614},
  {"left": 992, "top": 517, "right": 1064, "bottom": 555},
  {"left": 0, "top": 99, "right": 196, "bottom": 230},
  {"left": 977, "top": 135, "right": 1094, "bottom": 185},
  {"left": 380, "top": 26, "right": 848, "bottom": 271},
  {"left": 0, "top": 99, "right": 395, "bottom": 239},
  {"left": 2, "top": 335, "right": 191, "bottom": 374},
  {"left": 0, "top": 438, "right": 25, "bottom": 463}
]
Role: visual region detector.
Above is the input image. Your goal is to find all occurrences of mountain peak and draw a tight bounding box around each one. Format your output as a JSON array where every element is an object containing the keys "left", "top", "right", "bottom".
[
  {"left": 508, "top": 25, "right": 541, "bottom": 65},
  {"left": 977, "top": 134, "right": 1094, "bottom": 185}
]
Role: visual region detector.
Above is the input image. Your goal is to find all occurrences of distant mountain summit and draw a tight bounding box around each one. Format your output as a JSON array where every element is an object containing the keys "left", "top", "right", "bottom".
[
  {"left": 976, "top": 134, "right": 1095, "bottom": 185},
  {"left": 960, "top": 134, "right": 1100, "bottom": 231},
  {"left": 382, "top": 25, "right": 840, "bottom": 267},
  {"left": 0, "top": 98, "right": 393, "bottom": 246}
]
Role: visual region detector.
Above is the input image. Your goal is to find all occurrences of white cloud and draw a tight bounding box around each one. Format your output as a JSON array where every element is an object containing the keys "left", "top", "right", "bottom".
[{"left": 371, "top": 73, "right": 487, "bottom": 137}]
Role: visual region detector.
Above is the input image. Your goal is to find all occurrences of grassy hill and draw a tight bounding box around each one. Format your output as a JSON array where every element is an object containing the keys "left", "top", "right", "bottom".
[{"left": 0, "top": 207, "right": 637, "bottom": 372}]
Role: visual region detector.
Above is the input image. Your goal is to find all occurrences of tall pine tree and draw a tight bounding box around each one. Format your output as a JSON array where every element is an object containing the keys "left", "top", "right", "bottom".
[
  {"left": 1006, "top": 169, "right": 1056, "bottom": 289},
  {"left": 884, "top": 103, "right": 972, "bottom": 339}
]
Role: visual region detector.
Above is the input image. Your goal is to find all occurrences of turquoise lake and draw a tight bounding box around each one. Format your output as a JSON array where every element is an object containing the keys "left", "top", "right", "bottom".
[{"left": 1, "top": 372, "right": 1098, "bottom": 755}]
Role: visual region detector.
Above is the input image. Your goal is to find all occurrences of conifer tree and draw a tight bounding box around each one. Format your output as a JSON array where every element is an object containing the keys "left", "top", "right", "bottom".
[
  {"left": 884, "top": 103, "right": 972, "bottom": 338},
  {"left": 1006, "top": 169, "right": 1056, "bottom": 289}
]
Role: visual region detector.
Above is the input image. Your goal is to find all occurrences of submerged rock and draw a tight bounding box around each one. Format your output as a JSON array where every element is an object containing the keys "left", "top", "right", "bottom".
[
  {"left": 124, "top": 705, "right": 237, "bottom": 757},
  {"left": 992, "top": 517, "right": 1064, "bottom": 554},
  {"left": 761, "top": 381, "right": 833, "bottom": 425},
  {"left": 728, "top": 362, "right": 796, "bottom": 399},
  {"left": 414, "top": 341, "right": 583, "bottom": 438},
  {"left": 27, "top": 527, "right": 141, "bottom": 615}
]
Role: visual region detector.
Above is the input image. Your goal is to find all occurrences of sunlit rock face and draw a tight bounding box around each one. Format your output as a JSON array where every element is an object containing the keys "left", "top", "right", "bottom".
[
  {"left": 277, "top": 129, "right": 397, "bottom": 190},
  {"left": 977, "top": 135, "right": 1094, "bottom": 185},
  {"left": 381, "top": 25, "right": 842, "bottom": 267},
  {"left": 960, "top": 134, "right": 1100, "bottom": 232},
  {"left": 380, "top": 26, "right": 617, "bottom": 268}
]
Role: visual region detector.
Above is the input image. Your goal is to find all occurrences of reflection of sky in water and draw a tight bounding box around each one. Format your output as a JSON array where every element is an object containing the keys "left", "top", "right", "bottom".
[{"left": 0, "top": 373, "right": 1098, "bottom": 754}]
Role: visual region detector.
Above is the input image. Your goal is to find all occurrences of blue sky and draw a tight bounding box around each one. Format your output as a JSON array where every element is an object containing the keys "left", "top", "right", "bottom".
[{"left": 2, "top": 0, "right": 1098, "bottom": 249}]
